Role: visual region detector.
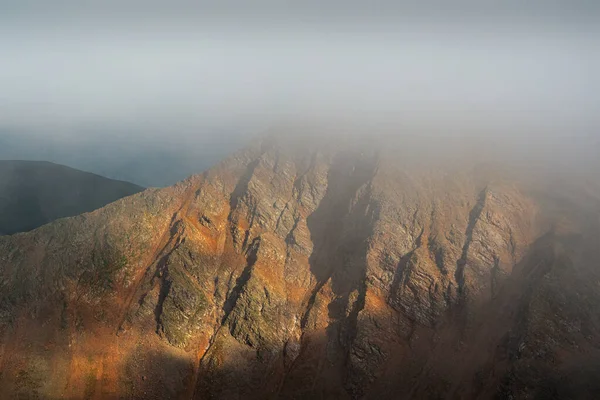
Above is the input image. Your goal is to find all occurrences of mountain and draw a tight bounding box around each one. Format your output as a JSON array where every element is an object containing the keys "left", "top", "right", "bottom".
[
  {"left": 0, "top": 161, "right": 143, "bottom": 235},
  {"left": 0, "top": 136, "right": 599, "bottom": 399}
]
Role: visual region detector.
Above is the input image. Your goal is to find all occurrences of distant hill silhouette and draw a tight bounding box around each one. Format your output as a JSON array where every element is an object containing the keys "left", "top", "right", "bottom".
[
  {"left": 0, "top": 130, "right": 244, "bottom": 187},
  {"left": 0, "top": 160, "right": 143, "bottom": 235}
]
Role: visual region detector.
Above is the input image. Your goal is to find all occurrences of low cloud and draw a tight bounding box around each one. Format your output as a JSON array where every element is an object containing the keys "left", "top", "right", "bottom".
[{"left": 0, "top": 1, "right": 598, "bottom": 143}]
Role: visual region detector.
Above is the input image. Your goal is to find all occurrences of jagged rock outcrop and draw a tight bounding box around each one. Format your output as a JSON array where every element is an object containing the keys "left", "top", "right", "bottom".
[{"left": 0, "top": 135, "right": 599, "bottom": 399}]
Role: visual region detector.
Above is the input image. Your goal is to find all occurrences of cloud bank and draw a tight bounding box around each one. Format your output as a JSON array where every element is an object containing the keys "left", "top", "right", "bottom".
[{"left": 0, "top": 1, "right": 598, "bottom": 143}]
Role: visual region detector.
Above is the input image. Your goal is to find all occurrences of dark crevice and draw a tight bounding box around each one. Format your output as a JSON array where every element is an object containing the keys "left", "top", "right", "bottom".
[
  {"left": 221, "top": 237, "right": 261, "bottom": 325},
  {"left": 444, "top": 283, "right": 455, "bottom": 306},
  {"left": 388, "top": 252, "right": 414, "bottom": 310},
  {"left": 286, "top": 151, "right": 380, "bottom": 398},
  {"left": 284, "top": 216, "right": 301, "bottom": 246},
  {"left": 508, "top": 228, "right": 518, "bottom": 265},
  {"left": 240, "top": 201, "right": 258, "bottom": 251},
  {"left": 227, "top": 158, "right": 260, "bottom": 251},
  {"left": 300, "top": 152, "right": 378, "bottom": 329},
  {"left": 388, "top": 227, "right": 424, "bottom": 308},
  {"left": 454, "top": 187, "right": 488, "bottom": 299},
  {"left": 300, "top": 279, "right": 328, "bottom": 329},
  {"left": 153, "top": 230, "right": 186, "bottom": 334},
  {"left": 344, "top": 273, "right": 367, "bottom": 352},
  {"left": 199, "top": 215, "right": 213, "bottom": 229},
  {"left": 431, "top": 244, "right": 448, "bottom": 275},
  {"left": 117, "top": 214, "right": 187, "bottom": 334},
  {"left": 274, "top": 202, "right": 291, "bottom": 232},
  {"left": 155, "top": 271, "right": 172, "bottom": 335},
  {"left": 490, "top": 254, "right": 501, "bottom": 299},
  {"left": 229, "top": 159, "right": 260, "bottom": 213}
]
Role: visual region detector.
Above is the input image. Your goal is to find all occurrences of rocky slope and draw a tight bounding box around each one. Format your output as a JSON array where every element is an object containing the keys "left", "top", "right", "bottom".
[
  {"left": 0, "top": 135, "right": 599, "bottom": 399},
  {"left": 0, "top": 161, "right": 143, "bottom": 235}
]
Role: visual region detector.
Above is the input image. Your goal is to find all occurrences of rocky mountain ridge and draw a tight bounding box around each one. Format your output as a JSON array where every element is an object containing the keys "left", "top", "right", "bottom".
[{"left": 0, "top": 136, "right": 599, "bottom": 399}]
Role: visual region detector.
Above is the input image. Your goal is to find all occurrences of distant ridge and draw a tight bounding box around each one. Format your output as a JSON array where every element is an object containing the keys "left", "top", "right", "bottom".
[{"left": 0, "top": 160, "right": 143, "bottom": 235}]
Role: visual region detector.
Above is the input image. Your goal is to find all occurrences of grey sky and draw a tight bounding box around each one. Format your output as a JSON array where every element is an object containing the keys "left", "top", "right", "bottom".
[{"left": 0, "top": 1, "right": 598, "bottom": 143}]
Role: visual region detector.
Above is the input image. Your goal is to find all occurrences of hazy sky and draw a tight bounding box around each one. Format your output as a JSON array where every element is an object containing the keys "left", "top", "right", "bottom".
[{"left": 0, "top": 1, "right": 599, "bottom": 143}]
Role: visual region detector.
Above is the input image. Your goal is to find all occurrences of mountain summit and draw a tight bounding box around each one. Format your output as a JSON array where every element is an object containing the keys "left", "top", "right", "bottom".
[{"left": 0, "top": 136, "right": 599, "bottom": 399}]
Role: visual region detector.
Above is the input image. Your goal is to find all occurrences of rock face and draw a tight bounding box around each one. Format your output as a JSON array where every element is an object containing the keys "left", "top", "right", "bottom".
[
  {"left": 0, "top": 136, "right": 599, "bottom": 399},
  {"left": 0, "top": 160, "right": 143, "bottom": 235}
]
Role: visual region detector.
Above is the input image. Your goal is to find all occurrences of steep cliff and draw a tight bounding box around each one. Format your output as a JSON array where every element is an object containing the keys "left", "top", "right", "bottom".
[{"left": 0, "top": 136, "right": 599, "bottom": 399}]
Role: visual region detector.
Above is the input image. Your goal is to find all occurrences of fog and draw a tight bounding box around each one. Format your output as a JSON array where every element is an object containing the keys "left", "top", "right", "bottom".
[{"left": 0, "top": 1, "right": 598, "bottom": 185}]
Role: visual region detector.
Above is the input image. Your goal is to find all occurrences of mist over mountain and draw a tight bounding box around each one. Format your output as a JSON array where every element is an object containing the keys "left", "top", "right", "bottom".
[{"left": 1, "top": 1, "right": 598, "bottom": 141}]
